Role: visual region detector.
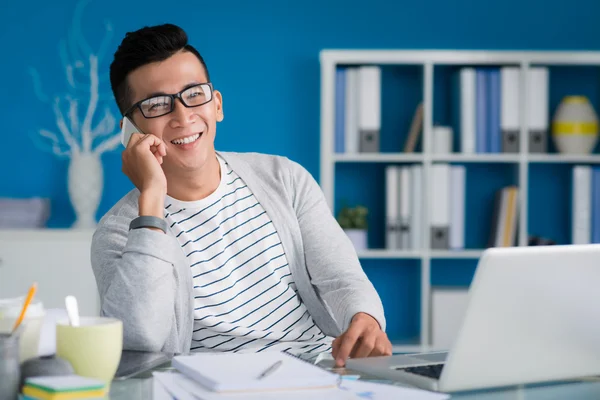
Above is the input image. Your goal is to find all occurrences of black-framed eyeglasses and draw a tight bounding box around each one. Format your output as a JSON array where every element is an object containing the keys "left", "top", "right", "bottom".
[{"left": 123, "top": 82, "right": 214, "bottom": 119}]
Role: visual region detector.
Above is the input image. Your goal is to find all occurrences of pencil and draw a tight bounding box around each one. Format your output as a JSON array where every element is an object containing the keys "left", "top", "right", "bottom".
[{"left": 12, "top": 282, "right": 38, "bottom": 333}]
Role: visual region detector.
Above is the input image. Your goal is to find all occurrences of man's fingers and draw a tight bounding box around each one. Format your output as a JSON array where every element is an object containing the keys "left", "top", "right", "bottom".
[
  {"left": 124, "top": 132, "right": 167, "bottom": 156},
  {"left": 150, "top": 144, "right": 167, "bottom": 161},
  {"left": 142, "top": 134, "right": 165, "bottom": 148},
  {"left": 335, "top": 325, "right": 363, "bottom": 367},
  {"left": 158, "top": 141, "right": 167, "bottom": 156},
  {"left": 331, "top": 336, "right": 341, "bottom": 359},
  {"left": 370, "top": 336, "right": 392, "bottom": 357},
  {"left": 352, "top": 335, "right": 376, "bottom": 359}
]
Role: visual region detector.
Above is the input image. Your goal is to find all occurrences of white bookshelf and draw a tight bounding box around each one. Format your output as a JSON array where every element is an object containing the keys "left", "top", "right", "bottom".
[{"left": 319, "top": 49, "right": 600, "bottom": 352}]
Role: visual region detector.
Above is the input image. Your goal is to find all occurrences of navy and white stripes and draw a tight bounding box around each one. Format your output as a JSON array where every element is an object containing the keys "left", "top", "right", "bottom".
[{"left": 165, "top": 156, "right": 332, "bottom": 355}]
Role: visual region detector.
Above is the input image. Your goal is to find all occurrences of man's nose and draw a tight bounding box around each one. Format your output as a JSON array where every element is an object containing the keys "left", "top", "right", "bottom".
[{"left": 170, "top": 98, "right": 196, "bottom": 126}]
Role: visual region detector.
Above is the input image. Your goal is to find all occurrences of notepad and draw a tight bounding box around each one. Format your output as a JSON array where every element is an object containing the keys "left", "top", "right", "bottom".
[
  {"left": 172, "top": 352, "right": 341, "bottom": 393},
  {"left": 22, "top": 375, "right": 106, "bottom": 400}
]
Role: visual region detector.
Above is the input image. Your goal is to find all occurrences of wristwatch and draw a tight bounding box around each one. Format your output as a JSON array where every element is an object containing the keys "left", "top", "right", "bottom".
[{"left": 129, "top": 215, "right": 167, "bottom": 234}]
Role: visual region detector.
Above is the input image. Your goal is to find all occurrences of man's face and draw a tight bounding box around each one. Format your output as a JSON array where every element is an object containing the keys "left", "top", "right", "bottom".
[{"left": 125, "top": 50, "right": 223, "bottom": 175}]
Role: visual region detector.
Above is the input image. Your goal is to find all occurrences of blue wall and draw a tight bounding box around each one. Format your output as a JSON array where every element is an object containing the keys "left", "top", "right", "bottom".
[
  {"left": 2, "top": 0, "right": 600, "bottom": 227},
  {"left": 2, "top": 0, "right": 600, "bottom": 342}
]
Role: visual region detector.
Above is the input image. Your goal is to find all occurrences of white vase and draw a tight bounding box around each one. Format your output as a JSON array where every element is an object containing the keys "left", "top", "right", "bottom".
[
  {"left": 68, "top": 151, "right": 103, "bottom": 229},
  {"left": 345, "top": 229, "right": 368, "bottom": 251},
  {"left": 552, "top": 95, "right": 599, "bottom": 154}
]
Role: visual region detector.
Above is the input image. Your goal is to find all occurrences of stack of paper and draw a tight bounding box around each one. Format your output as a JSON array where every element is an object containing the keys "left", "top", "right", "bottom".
[
  {"left": 152, "top": 352, "right": 450, "bottom": 400},
  {"left": 21, "top": 375, "right": 107, "bottom": 399}
]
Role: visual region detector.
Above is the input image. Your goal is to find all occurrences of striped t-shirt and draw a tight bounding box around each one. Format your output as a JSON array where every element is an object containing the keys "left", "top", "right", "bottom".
[{"left": 165, "top": 155, "right": 333, "bottom": 355}]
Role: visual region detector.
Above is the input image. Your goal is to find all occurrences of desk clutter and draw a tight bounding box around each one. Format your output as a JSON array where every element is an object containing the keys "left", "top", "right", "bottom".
[
  {"left": 1, "top": 282, "right": 447, "bottom": 399},
  {"left": 152, "top": 351, "right": 449, "bottom": 400},
  {"left": 0, "top": 287, "right": 122, "bottom": 400}
]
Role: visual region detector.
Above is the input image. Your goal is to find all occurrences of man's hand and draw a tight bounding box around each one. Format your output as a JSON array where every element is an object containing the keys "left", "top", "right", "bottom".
[
  {"left": 331, "top": 312, "right": 392, "bottom": 367},
  {"left": 122, "top": 132, "right": 168, "bottom": 219}
]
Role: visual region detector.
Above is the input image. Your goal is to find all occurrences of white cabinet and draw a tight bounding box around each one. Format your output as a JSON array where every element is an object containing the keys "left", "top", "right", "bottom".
[{"left": 0, "top": 229, "right": 100, "bottom": 317}]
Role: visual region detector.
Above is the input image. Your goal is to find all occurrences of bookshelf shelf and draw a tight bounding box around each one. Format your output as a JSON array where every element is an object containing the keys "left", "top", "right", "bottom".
[
  {"left": 332, "top": 153, "right": 600, "bottom": 164},
  {"left": 357, "top": 250, "right": 423, "bottom": 259},
  {"left": 528, "top": 154, "right": 600, "bottom": 164},
  {"left": 429, "top": 250, "right": 484, "bottom": 259},
  {"left": 321, "top": 49, "right": 600, "bottom": 66},
  {"left": 333, "top": 154, "right": 424, "bottom": 163},
  {"left": 356, "top": 249, "right": 485, "bottom": 259},
  {"left": 320, "top": 49, "right": 600, "bottom": 353},
  {"left": 430, "top": 154, "right": 521, "bottom": 163}
]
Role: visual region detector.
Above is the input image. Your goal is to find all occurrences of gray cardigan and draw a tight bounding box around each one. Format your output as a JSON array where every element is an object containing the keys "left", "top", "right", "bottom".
[{"left": 90, "top": 151, "right": 386, "bottom": 354}]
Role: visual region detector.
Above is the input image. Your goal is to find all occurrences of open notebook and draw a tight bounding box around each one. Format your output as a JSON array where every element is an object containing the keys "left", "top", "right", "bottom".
[{"left": 171, "top": 351, "right": 341, "bottom": 393}]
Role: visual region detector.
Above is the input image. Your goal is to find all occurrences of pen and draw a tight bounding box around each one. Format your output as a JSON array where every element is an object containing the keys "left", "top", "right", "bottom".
[{"left": 257, "top": 360, "right": 283, "bottom": 380}]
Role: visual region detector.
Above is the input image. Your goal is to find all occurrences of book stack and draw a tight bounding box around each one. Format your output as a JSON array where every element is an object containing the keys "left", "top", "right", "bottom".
[
  {"left": 335, "top": 66, "right": 381, "bottom": 154},
  {"left": 488, "top": 186, "right": 520, "bottom": 248},
  {"left": 454, "top": 66, "right": 549, "bottom": 154},
  {"left": 572, "top": 165, "right": 600, "bottom": 244},
  {"left": 21, "top": 375, "right": 107, "bottom": 400},
  {"left": 385, "top": 164, "right": 423, "bottom": 250}
]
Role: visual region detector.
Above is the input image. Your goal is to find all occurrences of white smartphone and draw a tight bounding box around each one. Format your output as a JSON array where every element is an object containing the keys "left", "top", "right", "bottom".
[{"left": 121, "top": 116, "right": 143, "bottom": 147}]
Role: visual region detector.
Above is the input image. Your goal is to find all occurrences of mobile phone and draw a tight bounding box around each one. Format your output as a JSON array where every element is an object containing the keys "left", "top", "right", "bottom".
[{"left": 121, "top": 116, "right": 143, "bottom": 147}]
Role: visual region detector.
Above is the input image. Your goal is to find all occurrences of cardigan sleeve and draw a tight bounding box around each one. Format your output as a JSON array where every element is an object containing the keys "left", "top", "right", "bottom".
[{"left": 287, "top": 158, "right": 387, "bottom": 333}]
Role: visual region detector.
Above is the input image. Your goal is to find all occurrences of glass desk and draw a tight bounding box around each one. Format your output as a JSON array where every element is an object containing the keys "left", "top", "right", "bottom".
[{"left": 109, "top": 360, "right": 600, "bottom": 399}]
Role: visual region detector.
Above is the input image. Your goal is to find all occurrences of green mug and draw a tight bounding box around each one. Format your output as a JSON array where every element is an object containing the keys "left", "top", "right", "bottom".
[{"left": 56, "top": 317, "right": 123, "bottom": 387}]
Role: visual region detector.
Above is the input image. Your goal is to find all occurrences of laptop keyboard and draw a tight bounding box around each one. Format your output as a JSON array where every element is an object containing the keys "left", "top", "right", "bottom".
[{"left": 397, "top": 364, "right": 444, "bottom": 379}]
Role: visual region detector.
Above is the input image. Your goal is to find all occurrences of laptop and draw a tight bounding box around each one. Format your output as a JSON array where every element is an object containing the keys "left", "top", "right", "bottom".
[
  {"left": 114, "top": 350, "right": 173, "bottom": 380},
  {"left": 346, "top": 244, "right": 600, "bottom": 393}
]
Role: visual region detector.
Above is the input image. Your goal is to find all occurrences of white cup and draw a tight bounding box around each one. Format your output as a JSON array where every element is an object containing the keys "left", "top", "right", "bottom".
[{"left": 0, "top": 297, "right": 45, "bottom": 362}]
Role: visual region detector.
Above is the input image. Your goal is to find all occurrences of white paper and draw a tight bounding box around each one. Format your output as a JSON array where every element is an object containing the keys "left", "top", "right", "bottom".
[
  {"left": 153, "top": 374, "right": 175, "bottom": 400},
  {"left": 339, "top": 380, "right": 450, "bottom": 400},
  {"left": 154, "top": 372, "right": 196, "bottom": 400},
  {"left": 153, "top": 371, "right": 356, "bottom": 400}
]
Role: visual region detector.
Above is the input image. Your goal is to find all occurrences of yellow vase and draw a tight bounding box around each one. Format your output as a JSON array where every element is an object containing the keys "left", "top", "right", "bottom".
[{"left": 551, "top": 96, "right": 599, "bottom": 154}]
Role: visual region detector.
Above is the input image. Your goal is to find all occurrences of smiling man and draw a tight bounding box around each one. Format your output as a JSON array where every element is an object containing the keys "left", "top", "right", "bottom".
[{"left": 91, "top": 23, "right": 392, "bottom": 367}]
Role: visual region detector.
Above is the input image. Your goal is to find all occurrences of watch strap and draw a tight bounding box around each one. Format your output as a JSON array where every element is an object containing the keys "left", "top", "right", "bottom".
[{"left": 129, "top": 215, "right": 167, "bottom": 234}]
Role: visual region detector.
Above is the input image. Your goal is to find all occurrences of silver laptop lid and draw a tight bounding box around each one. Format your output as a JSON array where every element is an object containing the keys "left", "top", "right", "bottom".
[{"left": 440, "top": 244, "right": 600, "bottom": 392}]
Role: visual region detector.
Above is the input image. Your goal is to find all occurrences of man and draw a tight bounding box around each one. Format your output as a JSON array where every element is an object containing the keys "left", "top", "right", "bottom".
[{"left": 91, "top": 23, "right": 392, "bottom": 367}]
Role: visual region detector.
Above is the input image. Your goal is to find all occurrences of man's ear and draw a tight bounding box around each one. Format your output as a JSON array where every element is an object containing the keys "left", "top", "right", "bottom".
[
  {"left": 119, "top": 119, "right": 123, "bottom": 129},
  {"left": 214, "top": 90, "right": 224, "bottom": 122}
]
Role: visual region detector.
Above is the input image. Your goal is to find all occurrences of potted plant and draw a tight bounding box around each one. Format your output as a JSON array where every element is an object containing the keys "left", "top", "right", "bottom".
[{"left": 336, "top": 204, "right": 369, "bottom": 251}]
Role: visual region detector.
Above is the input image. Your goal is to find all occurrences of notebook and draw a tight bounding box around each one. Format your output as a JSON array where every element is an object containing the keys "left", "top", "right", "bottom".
[
  {"left": 153, "top": 371, "right": 355, "bottom": 400},
  {"left": 171, "top": 351, "right": 341, "bottom": 393}
]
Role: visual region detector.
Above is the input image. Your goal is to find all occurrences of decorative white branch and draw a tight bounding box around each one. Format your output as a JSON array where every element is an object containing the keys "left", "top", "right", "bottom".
[
  {"left": 93, "top": 133, "right": 121, "bottom": 156},
  {"left": 67, "top": 96, "right": 79, "bottom": 138},
  {"left": 32, "top": 0, "right": 121, "bottom": 160},
  {"left": 53, "top": 97, "right": 80, "bottom": 154},
  {"left": 73, "top": 0, "right": 93, "bottom": 58},
  {"left": 39, "top": 129, "right": 71, "bottom": 157},
  {"left": 67, "top": 23, "right": 83, "bottom": 72},
  {"left": 81, "top": 55, "right": 98, "bottom": 152},
  {"left": 60, "top": 40, "right": 76, "bottom": 89},
  {"left": 91, "top": 106, "right": 116, "bottom": 140},
  {"left": 28, "top": 67, "right": 49, "bottom": 103},
  {"left": 96, "top": 20, "right": 113, "bottom": 63}
]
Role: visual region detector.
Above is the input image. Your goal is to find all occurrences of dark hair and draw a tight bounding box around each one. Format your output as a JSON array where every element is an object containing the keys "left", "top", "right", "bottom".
[{"left": 109, "top": 23, "right": 210, "bottom": 115}]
